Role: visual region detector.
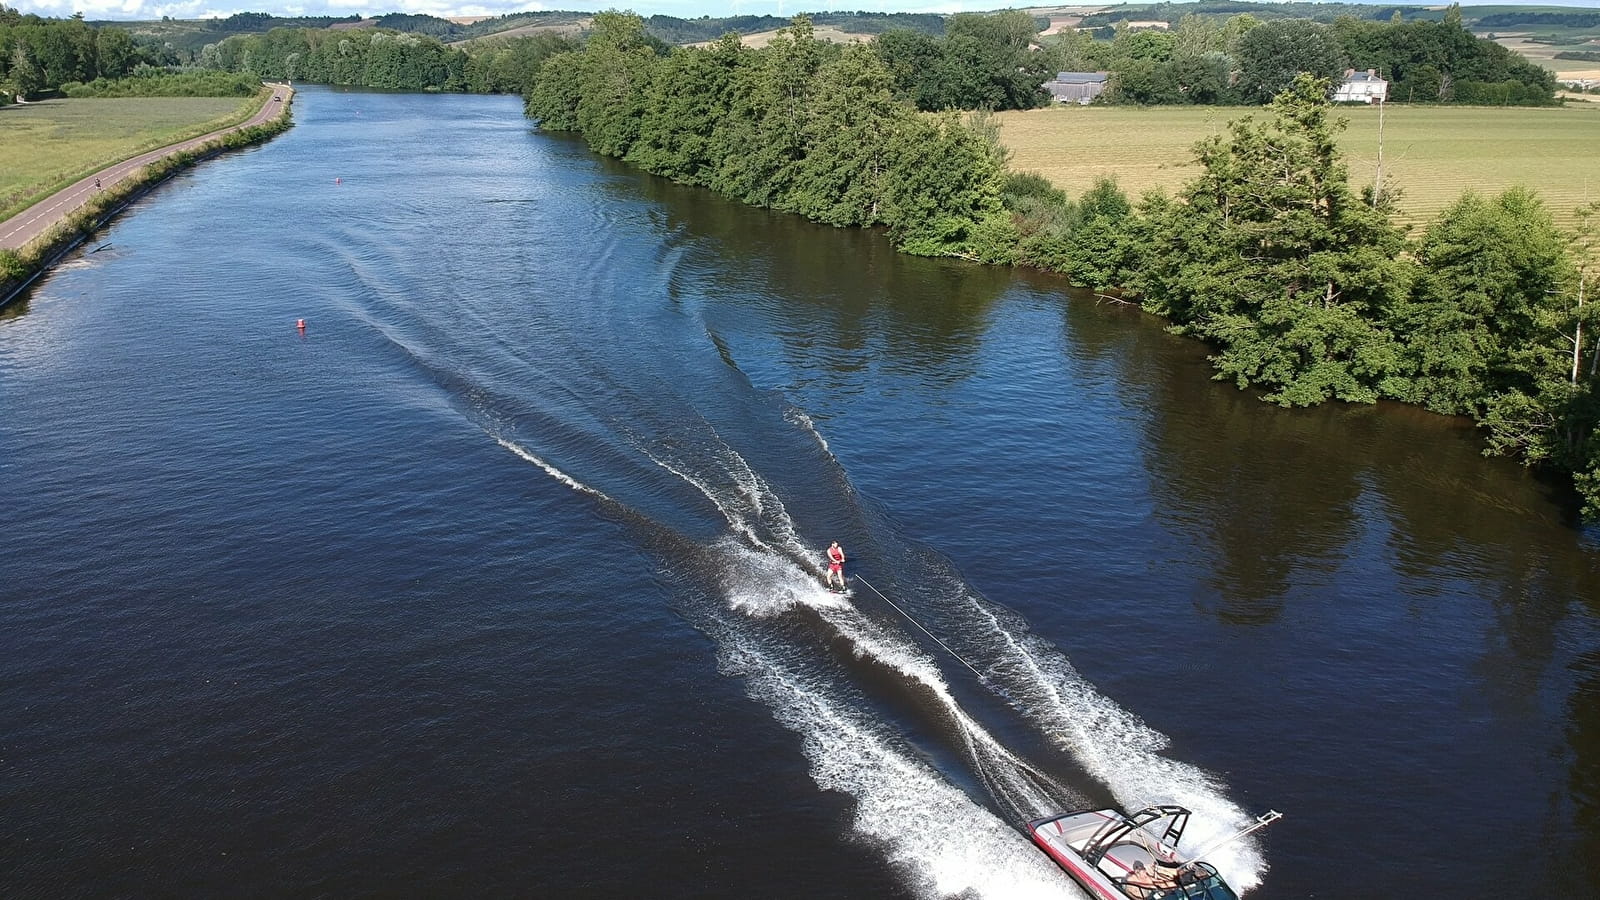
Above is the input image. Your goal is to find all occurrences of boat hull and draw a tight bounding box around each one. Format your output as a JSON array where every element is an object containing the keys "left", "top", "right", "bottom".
[{"left": 1027, "top": 810, "right": 1141, "bottom": 900}]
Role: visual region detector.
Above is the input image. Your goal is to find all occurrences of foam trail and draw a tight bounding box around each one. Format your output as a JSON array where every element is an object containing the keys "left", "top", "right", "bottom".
[
  {"left": 718, "top": 542, "right": 947, "bottom": 691},
  {"left": 495, "top": 437, "right": 613, "bottom": 501},
  {"left": 636, "top": 435, "right": 813, "bottom": 565},
  {"left": 639, "top": 440, "right": 778, "bottom": 552},
  {"left": 970, "top": 601, "right": 1269, "bottom": 891},
  {"left": 498, "top": 409, "right": 1264, "bottom": 890},
  {"left": 715, "top": 542, "right": 1085, "bottom": 823},
  {"left": 785, "top": 407, "right": 832, "bottom": 457},
  {"left": 721, "top": 641, "right": 1084, "bottom": 900},
  {"left": 951, "top": 709, "right": 1079, "bottom": 822}
]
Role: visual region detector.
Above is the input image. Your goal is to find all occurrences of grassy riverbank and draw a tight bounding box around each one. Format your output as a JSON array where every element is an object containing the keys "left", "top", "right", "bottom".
[
  {"left": 1, "top": 90, "right": 292, "bottom": 308},
  {"left": 0, "top": 94, "right": 263, "bottom": 223},
  {"left": 996, "top": 103, "right": 1600, "bottom": 228}
]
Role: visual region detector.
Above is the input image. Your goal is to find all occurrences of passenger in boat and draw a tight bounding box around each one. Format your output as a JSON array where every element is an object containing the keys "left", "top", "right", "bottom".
[
  {"left": 1124, "top": 861, "right": 1154, "bottom": 893},
  {"left": 825, "top": 541, "right": 846, "bottom": 590},
  {"left": 1124, "top": 861, "right": 1172, "bottom": 898}
]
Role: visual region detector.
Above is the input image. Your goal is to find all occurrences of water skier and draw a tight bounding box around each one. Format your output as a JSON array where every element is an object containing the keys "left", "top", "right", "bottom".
[{"left": 825, "top": 541, "right": 846, "bottom": 591}]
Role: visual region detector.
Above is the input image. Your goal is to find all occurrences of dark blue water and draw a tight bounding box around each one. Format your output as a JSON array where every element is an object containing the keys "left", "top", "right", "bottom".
[{"left": 3, "top": 87, "right": 1599, "bottom": 899}]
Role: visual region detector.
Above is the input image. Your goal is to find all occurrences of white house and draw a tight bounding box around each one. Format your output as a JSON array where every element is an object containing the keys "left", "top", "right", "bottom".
[{"left": 1334, "top": 68, "right": 1389, "bottom": 104}]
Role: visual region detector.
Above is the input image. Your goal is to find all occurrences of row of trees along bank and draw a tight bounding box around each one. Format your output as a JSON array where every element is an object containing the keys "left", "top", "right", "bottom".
[
  {"left": 526, "top": 13, "right": 1011, "bottom": 258},
  {"left": 526, "top": 14, "right": 1600, "bottom": 518},
  {"left": 194, "top": 26, "right": 575, "bottom": 93}
]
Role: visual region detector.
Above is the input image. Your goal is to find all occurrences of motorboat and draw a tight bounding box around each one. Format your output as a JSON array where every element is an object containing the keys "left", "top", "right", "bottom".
[{"left": 1026, "top": 805, "right": 1280, "bottom": 900}]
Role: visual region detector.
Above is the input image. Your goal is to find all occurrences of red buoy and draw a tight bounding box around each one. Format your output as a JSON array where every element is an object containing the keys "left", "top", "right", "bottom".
[{"left": 296, "top": 318, "right": 306, "bottom": 331}]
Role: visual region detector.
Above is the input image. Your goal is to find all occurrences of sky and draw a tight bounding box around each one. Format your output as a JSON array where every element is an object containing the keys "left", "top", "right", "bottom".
[{"left": 10, "top": 0, "right": 1600, "bottom": 25}]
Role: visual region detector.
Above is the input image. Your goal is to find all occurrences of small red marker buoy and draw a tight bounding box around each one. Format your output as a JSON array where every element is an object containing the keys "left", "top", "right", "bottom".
[
  {"left": 335, "top": 177, "right": 341, "bottom": 185},
  {"left": 296, "top": 318, "right": 306, "bottom": 331}
]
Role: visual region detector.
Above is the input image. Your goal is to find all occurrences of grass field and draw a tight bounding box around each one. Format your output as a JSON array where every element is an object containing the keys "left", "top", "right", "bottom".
[
  {"left": 996, "top": 103, "right": 1600, "bottom": 229},
  {"left": 1489, "top": 32, "right": 1600, "bottom": 81},
  {"left": 0, "top": 95, "right": 261, "bottom": 223}
]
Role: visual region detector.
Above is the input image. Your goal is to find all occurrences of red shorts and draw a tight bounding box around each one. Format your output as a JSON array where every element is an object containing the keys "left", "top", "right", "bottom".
[{"left": 828, "top": 562, "right": 843, "bottom": 572}]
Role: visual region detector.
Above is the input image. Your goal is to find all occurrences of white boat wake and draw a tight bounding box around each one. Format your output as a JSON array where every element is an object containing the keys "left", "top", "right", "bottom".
[{"left": 492, "top": 412, "right": 1269, "bottom": 895}]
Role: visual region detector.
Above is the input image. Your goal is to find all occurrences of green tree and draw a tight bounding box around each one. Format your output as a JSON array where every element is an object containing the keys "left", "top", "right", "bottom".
[
  {"left": 1563, "top": 203, "right": 1600, "bottom": 517},
  {"left": 1109, "top": 58, "right": 1183, "bottom": 105},
  {"left": 708, "top": 16, "right": 829, "bottom": 208},
  {"left": 873, "top": 27, "right": 945, "bottom": 109},
  {"left": 916, "top": 11, "right": 1051, "bottom": 111},
  {"left": 882, "top": 111, "right": 1009, "bottom": 258},
  {"left": 524, "top": 50, "right": 585, "bottom": 130},
  {"left": 1386, "top": 188, "right": 1572, "bottom": 415},
  {"left": 573, "top": 11, "right": 661, "bottom": 158},
  {"left": 8, "top": 41, "right": 42, "bottom": 99},
  {"left": 627, "top": 37, "right": 741, "bottom": 184},
  {"left": 1136, "top": 75, "right": 1412, "bottom": 405},
  {"left": 1059, "top": 178, "right": 1137, "bottom": 290},
  {"left": 785, "top": 44, "right": 901, "bottom": 226},
  {"left": 1475, "top": 201, "right": 1600, "bottom": 509},
  {"left": 94, "top": 27, "right": 136, "bottom": 78},
  {"left": 1234, "top": 20, "right": 1346, "bottom": 105},
  {"left": 1039, "top": 25, "right": 1102, "bottom": 75}
]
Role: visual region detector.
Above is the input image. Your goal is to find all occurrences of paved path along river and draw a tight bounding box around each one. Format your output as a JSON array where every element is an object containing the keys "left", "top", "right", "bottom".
[{"left": 0, "top": 83, "right": 292, "bottom": 251}]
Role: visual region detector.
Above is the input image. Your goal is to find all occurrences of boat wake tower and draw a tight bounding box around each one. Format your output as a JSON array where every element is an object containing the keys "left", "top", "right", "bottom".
[{"left": 1027, "top": 806, "right": 1281, "bottom": 900}]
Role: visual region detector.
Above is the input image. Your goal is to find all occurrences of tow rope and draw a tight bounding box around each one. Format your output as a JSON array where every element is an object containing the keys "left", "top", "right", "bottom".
[{"left": 852, "top": 575, "right": 990, "bottom": 683}]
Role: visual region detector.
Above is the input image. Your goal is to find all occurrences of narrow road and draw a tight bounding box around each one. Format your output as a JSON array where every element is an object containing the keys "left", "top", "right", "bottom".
[{"left": 0, "top": 83, "right": 293, "bottom": 251}]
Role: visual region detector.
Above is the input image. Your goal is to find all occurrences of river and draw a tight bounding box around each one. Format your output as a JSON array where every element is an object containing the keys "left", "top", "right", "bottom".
[{"left": 3, "top": 86, "right": 1598, "bottom": 899}]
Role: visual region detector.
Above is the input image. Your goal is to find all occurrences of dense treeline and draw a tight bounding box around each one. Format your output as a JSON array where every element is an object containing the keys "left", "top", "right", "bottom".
[
  {"left": 369, "top": 11, "right": 584, "bottom": 43},
  {"left": 2, "top": 4, "right": 573, "bottom": 104},
  {"left": 644, "top": 11, "right": 945, "bottom": 44},
  {"left": 1026, "top": 5, "right": 1553, "bottom": 106},
  {"left": 61, "top": 69, "right": 259, "bottom": 97},
  {"left": 195, "top": 26, "right": 575, "bottom": 93},
  {"left": 1, "top": 5, "right": 163, "bottom": 102},
  {"left": 1477, "top": 12, "right": 1600, "bottom": 29},
  {"left": 1076, "top": 2, "right": 1419, "bottom": 28},
  {"left": 849, "top": 3, "right": 1552, "bottom": 110},
  {"left": 873, "top": 10, "right": 1056, "bottom": 111},
  {"left": 87, "top": 11, "right": 576, "bottom": 57},
  {"left": 1335, "top": 10, "right": 1556, "bottom": 104},
  {"left": 1075, "top": 2, "right": 1600, "bottom": 29},
  {"left": 201, "top": 12, "right": 358, "bottom": 33},
  {"left": 1009, "top": 79, "right": 1595, "bottom": 513},
  {"left": 525, "top": 13, "right": 1012, "bottom": 259},
  {"left": 999, "top": 80, "right": 1600, "bottom": 516},
  {"left": 527, "top": 23, "right": 1600, "bottom": 514},
  {"left": 371, "top": 14, "right": 465, "bottom": 39},
  {"left": 198, "top": 28, "right": 468, "bottom": 89}
]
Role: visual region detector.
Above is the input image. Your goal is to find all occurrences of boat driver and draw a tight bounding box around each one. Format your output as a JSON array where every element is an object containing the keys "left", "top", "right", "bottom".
[{"left": 1124, "top": 860, "right": 1172, "bottom": 898}]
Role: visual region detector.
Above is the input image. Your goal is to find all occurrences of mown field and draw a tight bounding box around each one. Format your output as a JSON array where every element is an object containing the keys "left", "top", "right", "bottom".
[
  {"left": 1490, "top": 32, "right": 1600, "bottom": 80},
  {"left": 996, "top": 103, "right": 1600, "bottom": 229},
  {"left": 0, "top": 95, "right": 261, "bottom": 223}
]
